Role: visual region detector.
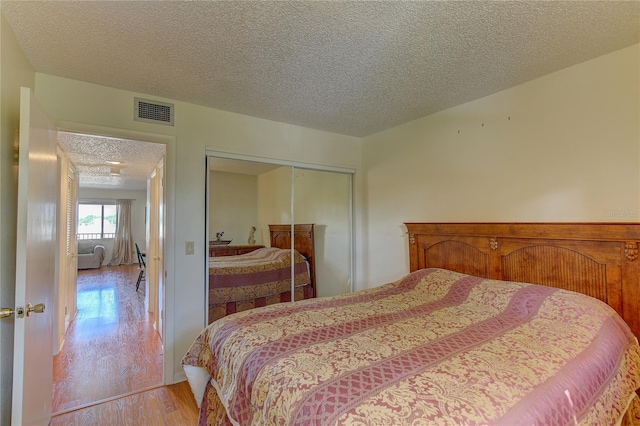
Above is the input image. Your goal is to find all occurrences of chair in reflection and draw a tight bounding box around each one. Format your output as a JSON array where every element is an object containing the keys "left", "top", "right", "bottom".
[{"left": 135, "top": 243, "right": 146, "bottom": 291}]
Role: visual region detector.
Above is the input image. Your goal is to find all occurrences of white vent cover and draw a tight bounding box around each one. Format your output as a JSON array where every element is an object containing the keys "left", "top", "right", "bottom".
[{"left": 134, "top": 97, "right": 174, "bottom": 126}]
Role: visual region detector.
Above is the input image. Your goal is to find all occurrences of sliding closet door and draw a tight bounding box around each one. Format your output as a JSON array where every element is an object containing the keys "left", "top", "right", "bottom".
[
  {"left": 206, "top": 155, "right": 354, "bottom": 322},
  {"left": 293, "top": 168, "right": 352, "bottom": 298},
  {"left": 207, "top": 157, "right": 292, "bottom": 324}
]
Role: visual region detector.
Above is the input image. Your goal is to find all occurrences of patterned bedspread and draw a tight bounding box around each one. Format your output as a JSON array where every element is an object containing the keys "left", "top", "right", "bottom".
[
  {"left": 208, "top": 247, "right": 311, "bottom": 323},
  {"left": 185, "top": 268, "right": 640, "bottom": 425}
]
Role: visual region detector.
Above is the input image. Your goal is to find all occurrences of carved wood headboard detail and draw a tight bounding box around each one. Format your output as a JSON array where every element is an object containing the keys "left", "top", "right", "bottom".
[
  {"left": 269, "top": 224, "right": 316, "bottom": 298},
  {"left": 405, "top": 222, "right": 640, "bottom": 339}
]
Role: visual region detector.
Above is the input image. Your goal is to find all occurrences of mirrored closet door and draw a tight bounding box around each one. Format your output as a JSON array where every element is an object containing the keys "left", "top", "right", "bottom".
[
  {"left": 293, "top": 167, "right": 352, "bottom": 298},
  {"left": 206, "top": 157, "right": 292, "bottom": 324},
  {"left": 206, "top": 155, "right": 353, "bottom": 325}
]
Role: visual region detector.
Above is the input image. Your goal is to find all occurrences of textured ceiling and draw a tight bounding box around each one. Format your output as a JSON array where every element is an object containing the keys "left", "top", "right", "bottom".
[
  {"left": 8, "top": 1, "right": 638, "bottom": 191},
  {"left": 57, "top": 132, "right": 166, "bottom": 191},
  {"left": 2, "top": 1, "right": 639, "bottom": 139}
]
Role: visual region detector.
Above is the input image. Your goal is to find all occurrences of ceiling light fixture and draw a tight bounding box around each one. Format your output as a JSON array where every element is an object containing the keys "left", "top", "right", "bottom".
[
  {"left": 106, "top": 160, "right": 123, "bottom": 165},
  {"left": 110, "top": 166, "right": 121, "bottom": 176}
]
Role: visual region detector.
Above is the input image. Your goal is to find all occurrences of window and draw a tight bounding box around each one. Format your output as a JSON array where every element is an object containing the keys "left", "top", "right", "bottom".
[{"left": 78, "top": 203, "right": 117, "bottom": 240}]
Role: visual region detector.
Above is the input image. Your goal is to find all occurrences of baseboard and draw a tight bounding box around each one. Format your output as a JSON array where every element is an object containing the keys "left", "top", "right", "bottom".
[{"left": 173, "top": 371, "right": 187, "bottom": 384}]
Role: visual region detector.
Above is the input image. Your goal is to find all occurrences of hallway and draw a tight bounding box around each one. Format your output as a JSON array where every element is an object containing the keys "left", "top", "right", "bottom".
[{"left": 52, "top": 265, "right": 163, "bottom": 414}]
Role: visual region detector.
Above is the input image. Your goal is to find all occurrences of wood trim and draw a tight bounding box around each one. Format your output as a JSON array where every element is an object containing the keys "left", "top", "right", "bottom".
[
  {"left": 404, "top": 222, "right": 640, "bottom": 241},
  {"left": 269, "top": 224, "right": 316, "bottom": 298},
  {"left": 405, "top": 222, "right": 640, "bottom": 339},
  {"left": 208, "top": 245, "right": 264, "bottom": 257},
  {"left": 50, "top": 382, "right": 198, "bottom": 425}
]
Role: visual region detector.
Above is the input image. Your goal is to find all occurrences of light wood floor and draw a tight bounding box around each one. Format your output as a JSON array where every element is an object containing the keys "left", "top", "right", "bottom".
[
  {"left": 51, "top": 265, "right": 199, "bottom": 424},
  {"left": 50, "top": 381, "right": 198, "bottom": 425}
]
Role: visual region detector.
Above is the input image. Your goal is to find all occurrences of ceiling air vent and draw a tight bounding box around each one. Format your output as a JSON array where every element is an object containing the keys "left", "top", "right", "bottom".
[{"left": 134, "top": 97, "right": 174, "bottom": 126}]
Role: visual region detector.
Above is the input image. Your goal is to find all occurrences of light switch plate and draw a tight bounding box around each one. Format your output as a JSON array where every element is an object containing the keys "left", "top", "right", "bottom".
[{"left": 185, "top": 241, "right": 195, "bottom": 255}]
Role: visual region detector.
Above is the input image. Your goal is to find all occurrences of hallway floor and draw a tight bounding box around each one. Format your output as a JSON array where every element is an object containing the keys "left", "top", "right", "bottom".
[{"left": 52, "top": 264, "right": 163, "bottom": 414}]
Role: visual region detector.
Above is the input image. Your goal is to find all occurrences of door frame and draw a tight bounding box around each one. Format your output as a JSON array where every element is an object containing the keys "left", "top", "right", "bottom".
[
  {"left": 55, "top": 121, "right": 176, "bottom": 384},
  {"left": 147, "top": 157, "right": 165, "bottom": 337},
  {"left": 54, "top": 147, "right": 79, "bottom": 354}
]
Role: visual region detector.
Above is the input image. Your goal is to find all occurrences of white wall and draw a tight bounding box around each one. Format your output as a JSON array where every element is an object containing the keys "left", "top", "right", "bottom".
[
  {"left": 32, "top": 75, "right": 362, "bottom": 383},
  {"left": 257, "top": 166, "right": 293, "bottom": 243},
  {"left": 361, "top": 44, "right": 640, "bottom": 288},
  {"left": 77, "top": 188, "right": 147, "bottom": 263},
  {"left": 0, "top": 13, "right": 36, "bottom": 425},
  {"left": 209, "top": 171, "right": 260, "bottom": 245}
]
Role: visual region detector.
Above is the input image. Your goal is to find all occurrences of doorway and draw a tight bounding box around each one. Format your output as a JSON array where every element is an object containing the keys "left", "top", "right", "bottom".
[{"left": 53, "top": 130, "right": 167, "bottom": 414}]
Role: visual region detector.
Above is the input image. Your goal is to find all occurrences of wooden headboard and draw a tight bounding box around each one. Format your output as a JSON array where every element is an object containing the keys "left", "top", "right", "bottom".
[
  {"left": 269, "top": 224, "right": 316, "bottom": 298},
  {"left": 405, "top": 222, "right": 640, "bottom": 339}
]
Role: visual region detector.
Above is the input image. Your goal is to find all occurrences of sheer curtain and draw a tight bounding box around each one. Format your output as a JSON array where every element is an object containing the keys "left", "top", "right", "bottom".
[{"left": 110, "top": 199, "right": 136, "bottom": 265}]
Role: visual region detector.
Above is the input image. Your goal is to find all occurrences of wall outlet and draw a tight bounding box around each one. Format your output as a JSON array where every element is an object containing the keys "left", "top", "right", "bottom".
[{"left": 185, "top": 241, "right": 195, "bottom": 255}]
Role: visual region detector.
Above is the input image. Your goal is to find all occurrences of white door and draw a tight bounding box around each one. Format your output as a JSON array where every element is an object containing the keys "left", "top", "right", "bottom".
[{"left": 12, "top": 88, "right": 57, "bottom": 425}]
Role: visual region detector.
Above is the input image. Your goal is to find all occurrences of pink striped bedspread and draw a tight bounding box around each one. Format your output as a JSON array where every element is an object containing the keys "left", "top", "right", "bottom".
[
  {"left": 183, "top": 268, "right": 640, "bottom": 425},
  {"left": 208, "top": 247, "right": 311, "bottom": 324}
]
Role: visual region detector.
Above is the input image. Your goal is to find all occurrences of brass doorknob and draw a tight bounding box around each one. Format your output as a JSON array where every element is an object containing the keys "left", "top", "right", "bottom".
[
  {"left": 26, "top": 302, "right": 45, "bottom": 317},
  {"left": 1, "top": 306, "right": 24, "bottom": 319}
]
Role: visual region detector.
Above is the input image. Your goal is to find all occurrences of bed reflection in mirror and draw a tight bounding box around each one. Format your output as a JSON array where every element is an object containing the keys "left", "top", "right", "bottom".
[{"left": 206, "top": 156, "right": 353, "bottom": 324}]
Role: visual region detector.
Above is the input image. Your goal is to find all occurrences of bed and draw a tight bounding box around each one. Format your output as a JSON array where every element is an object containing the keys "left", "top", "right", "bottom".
[
  {"left": 207, "top": 224, "right": 316, "bottom": 324},
  {"left": 404, "top": 222, "right": 640, "bottom": 340},
  {"left": 186, "top": 222, "right": 640, "bottom": 425}
]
